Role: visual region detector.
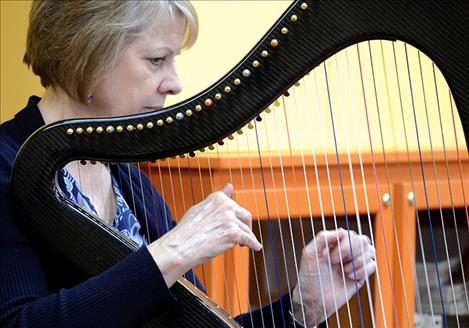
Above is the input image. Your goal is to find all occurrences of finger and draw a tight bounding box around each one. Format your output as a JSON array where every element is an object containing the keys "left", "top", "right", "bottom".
[
  {"left": 350, "top": 260, "right": 376, "bottom": 282},
  {"left": 219, "top": 197, "right": 252, "bottom": 228},
  {"left": 222, "top": 183, "right": 233, "bottom": 198},
  {"left": 234, "top": 206, "right": 252, "bottom": 228},
  {"left": 305, "top": 230, "right": 327, "bottom": 258},
  {"left": 342, "top": 251, "right": 374, "bottom": 273},
  {"left": 236, "top": 228, "right": 262, "bottom": 251},
  {"left": 234, "top": 216, "right": 257, "bottom": 238},
  {"left": 330, "top": 233, "right": 370, "bottom": 263}
]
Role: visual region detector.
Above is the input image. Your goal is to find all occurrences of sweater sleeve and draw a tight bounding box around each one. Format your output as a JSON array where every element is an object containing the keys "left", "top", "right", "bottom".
[{"left": 0, "top": 150, "right": 175, "bottom": 327}]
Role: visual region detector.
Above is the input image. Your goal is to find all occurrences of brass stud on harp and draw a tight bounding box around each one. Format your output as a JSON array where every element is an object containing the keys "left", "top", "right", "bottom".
[
  {"left": 295, "top": 81, "right": 301, "bottom": 87},
  {"left": 228, "top": 134, "right": 234, "bottom": 140},
  {"left": 274, "top": 99, "right": 281, "bottom": 107},
  {"left": 126, "top": 125, "right": 135, "bottom": 132},
  {"left": 224, "top": 86, "right": 231, "bottom": 93},
  {"left": 265, "top": 107, "right": 272, "bottom": 113},
  {"left": 175, "top": 112, "right": 184, "bottom": 120},
  {"left": 291, "top": 14, "right": 298, "bottom": 22},
  {"left": 195, "top": 104, "right": 203, "bottom": 112},
  {"left": 261, "top": 50, "right": 269, "bottom": 57},
  {"left": 204, "top": 98, "right": 213, "bottom": 107},
  {"left": 165, "top": 117, "right": 173, "bottom": 124},
  {"left": 116, "top": 126, "right": 124, "bottom": 133},
  {"left": 86, "top": 127, "right": 93, "bottom": 134},
  {"left": 234, "top": 78, "right": 241, "bottom": 85},
  {"left": 106, "top": 126, "right": 114, "bottom": 133},
  {"left": 208, "top": 145, "right": 215, "bottom": 150},
  {"left": 186, "top": 109, "right": 193, "bottom": 116},
  {"left": 96, "top": 126, "right": 104, "bottom": 133},
  {"left": 137, "top": 123, "right": 144, "bottom": 131},
  {"left": 237, "top": 129, "right": 243, "bottom": 135},
  {"left": 247, "top": 122, "right": 254, "bottom": 129},
  {"left": 146, "top": 122, "right": 154, "bottom": 129},
  {"left": 66, "top": 128, "right": 74, "bottom": 135},
  {"left": 270, "top": 39, "right": 279, "bottom": 48},
  {"left": 301, "top": 2, "right": 308, "bottom": 10},
  {"left": 215, "top": 93, "right": 222, "bottom": 100},
  {"left": 157, "top": 119, "right": 164, "bottom": 126},
  {"left": 281, "top": 27, "right": 289, "bottom": 34},
  {"left": 76, "top": 127, "right": 84, "bottom": 135},
  {"left": 252, "top": 60, "right": 260, "bottom": 68},
  {"left": 242, "top": 69, "right": 251, "bottom": 78}
]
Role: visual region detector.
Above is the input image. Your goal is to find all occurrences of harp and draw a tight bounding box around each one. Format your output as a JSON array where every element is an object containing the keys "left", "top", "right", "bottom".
[{"left": 11, "top": 0, "right": 469, "bottom": 327}]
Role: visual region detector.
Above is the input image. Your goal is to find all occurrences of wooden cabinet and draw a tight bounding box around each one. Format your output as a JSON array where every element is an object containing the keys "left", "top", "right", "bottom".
[{"left": 143, "top": 150, "right": 468, "bottom": 327}]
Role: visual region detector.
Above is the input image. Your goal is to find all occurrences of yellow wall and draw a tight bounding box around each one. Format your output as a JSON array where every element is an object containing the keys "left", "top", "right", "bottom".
[
  {"left": 1, "top": 0, "right": 44, "bottom": 122},
  {"left": 1, "top": 1, "right": 466, "bottom": 153},
  {"left": 0, "top": 0, "right": 290, "bottom": 122}
]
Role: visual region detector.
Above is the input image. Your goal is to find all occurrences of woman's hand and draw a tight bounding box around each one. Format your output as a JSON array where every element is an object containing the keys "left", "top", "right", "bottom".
[
  {"left": 148, "top": 183, "right": 262, "bottom": 287},
  {"left": 291, "top": 228, "right": 376, "bottom": 327}
]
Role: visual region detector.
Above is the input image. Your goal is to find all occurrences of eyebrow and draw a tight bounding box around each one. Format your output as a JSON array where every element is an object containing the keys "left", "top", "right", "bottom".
[{"left": 142, "top": 45, "right": 181, "bottom": 56}]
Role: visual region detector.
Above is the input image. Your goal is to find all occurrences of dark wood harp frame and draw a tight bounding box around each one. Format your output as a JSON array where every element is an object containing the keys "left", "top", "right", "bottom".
[{"left": 11, "top": 1, "right": 469, "bottom": 327}]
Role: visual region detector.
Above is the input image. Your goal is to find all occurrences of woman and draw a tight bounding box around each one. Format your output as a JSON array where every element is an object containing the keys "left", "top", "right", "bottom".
[{"left": 0, "top": 1, "right": 376, "bottom": 327}]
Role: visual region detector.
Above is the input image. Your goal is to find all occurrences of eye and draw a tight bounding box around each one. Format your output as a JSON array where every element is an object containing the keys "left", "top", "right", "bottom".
[{"left": 149, "top": 57, "right": 165, "bottom": 67}]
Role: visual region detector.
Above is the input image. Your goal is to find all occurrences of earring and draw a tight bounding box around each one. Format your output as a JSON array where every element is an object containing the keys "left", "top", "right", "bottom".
[{"left": 87, "top": 93, "right": 94, "bottom": 104}]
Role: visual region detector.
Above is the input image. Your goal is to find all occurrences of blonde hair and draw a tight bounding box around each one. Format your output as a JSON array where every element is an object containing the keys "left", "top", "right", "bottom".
[{"left": 24, "top": 0, "right": 198, "bottom": 104}]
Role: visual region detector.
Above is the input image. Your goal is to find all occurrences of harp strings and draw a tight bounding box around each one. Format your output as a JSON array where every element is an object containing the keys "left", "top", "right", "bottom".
[
  {"left": 433, "top": 64, "right": 469, "bottom": 312},
  {"left": 341, "top": 48, "right": 379, "bottom": 327},
  {"left": 390, "top": 41, "right": 433, "bottom": 321},
  {"left": 312, "top": 68, "right": 349, "bottom": 326},
  {"left": 417, "top": 49, "right": 461, "bottom": 324},
  {"left": 240, "top": 131, "right": 273, "bottom": 325},
  {"left": 357, "top": 42, "right": 401, "bottom": 327},
  {"left": 449, "top": 93, "right": 469, "bottom": 230},
  {"left": 331, "top": 50, "right": 376, "bottom": 326},
  {"left": 366, "top": 40, "right": 413, "bottom": 326},
  {"left": 265, "top": 98, "right": 309, "bottom": 326},
  {"left": 61, "top": 39, "right": 469, "bottom": 327},
  {"left": 222, "top": 141, "right": 252, "bottom": 317},
  {"left": 293, "top": 81, "right": 330, "bottom": 325},
  {"left": 324, "top": 58, "right": 365, "bottom": 325},
  {"left": 403, "top": 44, "right": 449, "bottom": 326}
]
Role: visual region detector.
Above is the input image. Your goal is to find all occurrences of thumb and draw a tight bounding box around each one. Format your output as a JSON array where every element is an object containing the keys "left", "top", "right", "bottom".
[{"left": 222, "top": 183, "right": 233, "bottom": 198}]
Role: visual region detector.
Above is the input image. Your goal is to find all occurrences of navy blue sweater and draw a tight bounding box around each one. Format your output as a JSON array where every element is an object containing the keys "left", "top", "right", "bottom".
[{"left": 0, "top": 97, "right": 309, "bottom": 328}]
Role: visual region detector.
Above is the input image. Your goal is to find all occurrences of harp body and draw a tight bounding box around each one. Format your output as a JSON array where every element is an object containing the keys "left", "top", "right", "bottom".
[{"left": 11, "top": 1, "right": 469, "bottom": 327}]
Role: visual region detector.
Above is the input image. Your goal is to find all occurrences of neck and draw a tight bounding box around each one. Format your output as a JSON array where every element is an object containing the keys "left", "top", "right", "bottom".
[{"left": 38, "top": 88, "right": 91, "bottom": 124}]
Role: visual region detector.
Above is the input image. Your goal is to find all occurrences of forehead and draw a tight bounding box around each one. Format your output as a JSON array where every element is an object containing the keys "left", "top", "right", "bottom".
[{"left": 133, "top": 14, "right": 186, "bottom": 54}]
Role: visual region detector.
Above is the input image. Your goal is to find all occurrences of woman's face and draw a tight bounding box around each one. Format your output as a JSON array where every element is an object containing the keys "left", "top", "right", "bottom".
[{"left": 90, "top": 15, "right": 185, "bottom": 117}]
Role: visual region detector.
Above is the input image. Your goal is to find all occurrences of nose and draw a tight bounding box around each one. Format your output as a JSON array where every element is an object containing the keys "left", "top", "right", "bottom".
[{"left": 158, "top": 64, "right": 182, "bottom": 95}]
